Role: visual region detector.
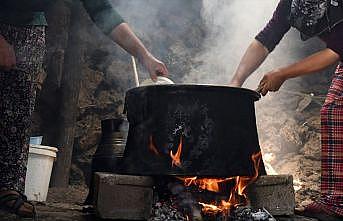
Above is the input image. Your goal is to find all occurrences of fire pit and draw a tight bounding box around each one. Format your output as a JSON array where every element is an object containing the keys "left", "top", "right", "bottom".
[
  {"left": 91, "top": 85, "right": 298, "bottom": 220},
  {"left": 120, "top": 84, "right": 266, "bottom": 177}
]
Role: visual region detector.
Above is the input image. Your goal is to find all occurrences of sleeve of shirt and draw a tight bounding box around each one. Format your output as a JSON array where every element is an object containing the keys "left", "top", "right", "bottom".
[
  {"left": 255, "top": 0, "right": 292, "bottom": 52},
  {"left": 325, "top": 23, "right": 343, "bottom": 61},
  {"left": 81, "top": 0, "right": 125, "bottom": 35}
]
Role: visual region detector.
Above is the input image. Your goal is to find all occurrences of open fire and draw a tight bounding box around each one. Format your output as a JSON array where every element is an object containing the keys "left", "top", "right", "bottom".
[
  {"left": 170, "top": 136, "right": 184, "bottom": 168},
  {"left": 178, "top": 152, "right": 262, "bottom": 216},
  {"left": 149, "top": 135, "right": 263, "bottom": 218}
]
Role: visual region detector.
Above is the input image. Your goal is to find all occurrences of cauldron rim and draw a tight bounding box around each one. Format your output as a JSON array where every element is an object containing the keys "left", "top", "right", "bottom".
[{"left": 127, "top": 84, "right": 261, "bottom": 101}]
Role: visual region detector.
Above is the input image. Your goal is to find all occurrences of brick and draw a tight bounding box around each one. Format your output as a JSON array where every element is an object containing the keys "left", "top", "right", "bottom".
[
  {"left": 247, "top": 175, "right": 295, "bottom": 216},
  {"left": 94, "top": 173, "right": 154, "bottom": 220}
]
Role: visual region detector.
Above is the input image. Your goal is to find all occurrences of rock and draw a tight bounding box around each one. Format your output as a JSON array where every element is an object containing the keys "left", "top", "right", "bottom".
[
  {"left": 300, "top": 132, "right": 321, "bottom": 160},
  {"left": 279, "top": 120, "right": 303, "bottom": 148},
  {"left": 94, "top": 173, "right": 154, "bottom": 220},
  {"left": 247, "top": 175, "right": 295, "bottom": 216},
  {"left": 277, "top": 215, "right": 318, "bottom": 221}
]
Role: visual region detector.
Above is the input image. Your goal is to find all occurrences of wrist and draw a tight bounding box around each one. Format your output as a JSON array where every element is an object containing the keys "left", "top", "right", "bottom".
[
  {"left": 275, "top": 69, "right": 290, "bottom": 81},
  {"left": 140, "top": 51, "right": 155, "bottom": 68},
  {"left": 134, "top": 44, "right": 149, "bottom": 61},
  {"left": 229, "top": 78, "right": 244, "bottom": 87}
]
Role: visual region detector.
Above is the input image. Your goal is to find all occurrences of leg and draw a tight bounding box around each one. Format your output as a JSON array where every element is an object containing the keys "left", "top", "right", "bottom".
[
  {"left": 0, "top": 69, "right": 37, "bottom": 193},
  {"left": 319, "top": 64, "right": 343, "bottom": 216},
  {"left": 297, "top": 65, "right": 343, "bottom": 220},
  {"left": 0, "top": 24, "right": 45, "bottom": 193},
  {"left": 0, "top": 24, "right": 45, "bottom": 218}
]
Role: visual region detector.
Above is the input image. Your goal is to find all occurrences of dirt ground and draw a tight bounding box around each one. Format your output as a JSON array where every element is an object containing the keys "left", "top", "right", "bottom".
[
  {"left": 0, "top": 185, "right": 318, "bottom": 221},
  {"left": 0, "top": 186, "right": 92, "bottom": 221}
]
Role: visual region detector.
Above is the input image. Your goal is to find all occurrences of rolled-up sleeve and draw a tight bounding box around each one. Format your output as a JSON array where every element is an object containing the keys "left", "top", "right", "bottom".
[
  {"left": 81, "top": 0, "right": 125, "bottom": 35},
  {"left": 324, "top": 23, "right": 343, "bottom": 61},
  {"left": 255, "top": 0, "right": 292, "bottom": 52}
]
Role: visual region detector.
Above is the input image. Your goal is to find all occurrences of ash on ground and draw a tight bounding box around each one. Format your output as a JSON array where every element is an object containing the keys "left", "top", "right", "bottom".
[{"left": 149, "top": 198, "right": 188, "bottom": 221}]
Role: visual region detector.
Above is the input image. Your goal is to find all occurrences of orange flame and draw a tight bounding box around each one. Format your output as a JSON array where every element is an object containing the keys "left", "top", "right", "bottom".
[
  {"left": 179, "top": 176, "right": 234, "bottom": 193},
  {"left": 179, "top": 151, "right": 262, "bottom": 215},
  {"left": 148, "top": 135, "right": 263, "bottom": 215},
  {"left": 199, "top": 202, "right": 224, "bottom": 215},
  {"left": 148, "top": 135, "right": 160, "bottom": 155},
  {"left": 170, "top": 136, "right": 183, "bottom": 167}
]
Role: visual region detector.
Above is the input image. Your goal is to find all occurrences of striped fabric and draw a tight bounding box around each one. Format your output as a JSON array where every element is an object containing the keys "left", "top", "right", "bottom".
[{"left": 319, "top": 63, "right": 343, "bottom": 216}]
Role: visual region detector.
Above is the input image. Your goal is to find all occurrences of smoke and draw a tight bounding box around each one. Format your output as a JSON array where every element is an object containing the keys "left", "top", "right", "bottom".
[
  {"left": 111, "top": 0, "right": 162, "bottom": 37},
  {"left": 103, "top": 0, "right": 327, "bottom": 194},
  {"left": 183, "top": 0, "right": 324, "bottom": 88},
  {"left": 109, "top": 0, "right": 325, "bottom": 88},
  {"left": 183, "top": 0, "right": 276, "bottom": 84},
  {"left": 110, "top": 0, "right": 203, "bottom": 80}
]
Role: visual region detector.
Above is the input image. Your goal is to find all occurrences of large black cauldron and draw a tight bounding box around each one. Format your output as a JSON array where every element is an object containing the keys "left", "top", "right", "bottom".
[{"left": 120, "top": 84, "right": 265, "bottom": 177}]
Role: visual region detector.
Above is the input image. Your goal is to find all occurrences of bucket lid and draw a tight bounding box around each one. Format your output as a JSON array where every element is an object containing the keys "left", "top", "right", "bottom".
[
  {"left": 30, "top": 144, "right": 58, "bottom": 152},
  {"left": 29, "top": 145, "right": 58, "bottom": 158}
]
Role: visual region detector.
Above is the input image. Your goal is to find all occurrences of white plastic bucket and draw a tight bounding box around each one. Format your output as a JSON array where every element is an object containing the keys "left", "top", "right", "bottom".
[{"left": 25, "top": 145, "right": 58, "bottom": 202}]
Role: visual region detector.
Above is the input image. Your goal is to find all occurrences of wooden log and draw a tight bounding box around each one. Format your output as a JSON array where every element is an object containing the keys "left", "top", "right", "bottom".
[
  {"left": 50, "top": 0, "right": 86, "bottom": 187},
  {"left": 35, "top": 0, "right": 72, "bottom": 143}
]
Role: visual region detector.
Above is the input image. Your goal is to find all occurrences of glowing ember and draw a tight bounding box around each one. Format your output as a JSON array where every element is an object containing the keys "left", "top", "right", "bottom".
[
  {"left": 170, "top": 136, "right": 183, "bottom": 168},
  {"left": 199, "top": 202, "right": 224, "bottom": 215},
  {"left": 179, "top": 176, "right": 234, "bottom": 192},
  {"left": 148, "top": 135, "right": 263, "bottom": 216}
]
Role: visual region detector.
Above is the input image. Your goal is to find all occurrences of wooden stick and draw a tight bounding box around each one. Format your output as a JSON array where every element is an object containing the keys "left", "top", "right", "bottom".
[{"left": 131, "top": 56, "right": 140, "bottom": 87}]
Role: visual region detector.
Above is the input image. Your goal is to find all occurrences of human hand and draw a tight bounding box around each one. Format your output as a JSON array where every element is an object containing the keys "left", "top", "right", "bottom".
[
  {"left": 257, "top": 70, "right": 287, "bottom": 96},
  {"left": 0, "top": 35, "right": 16, "bottom": 71},
  {"left": 142, "top": 53, "right": 169, "bottom": 81}
]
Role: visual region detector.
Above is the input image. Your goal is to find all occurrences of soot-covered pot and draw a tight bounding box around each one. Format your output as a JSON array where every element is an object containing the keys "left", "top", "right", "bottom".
[{"left": 120, "top": 84, "right": 265, "bottom": 177}]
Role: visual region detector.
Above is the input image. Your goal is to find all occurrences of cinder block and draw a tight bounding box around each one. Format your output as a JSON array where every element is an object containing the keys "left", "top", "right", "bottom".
[
  {"left": 94, "top": 173, "right": 154, "bottom": 220},
  {"left": 247, "top": 175, "right": 295, "bottom": 216}
]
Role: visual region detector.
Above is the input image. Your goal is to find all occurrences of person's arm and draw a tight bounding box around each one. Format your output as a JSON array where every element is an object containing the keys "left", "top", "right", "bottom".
[
  {"left": 257, "top": 49, "right": 340, "bottom": 96},
  {"left": 81, "top": 0, "right": 168, "bottom": 80},
  {"left": 109, "top": 23, "right": 168, "bottom": 80},
  {"left": 230, "top": 0, "right": 292, "bottom": 87},
  {"left": 229, "top": 40, "right": 269, "bottom": 86},
  {"left": 0, "top": 34, "right": 16, "bottom": 71}
]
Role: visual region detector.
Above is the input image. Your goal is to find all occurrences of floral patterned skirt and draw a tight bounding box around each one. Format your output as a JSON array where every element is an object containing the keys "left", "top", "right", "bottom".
[{"left": 0, "top": 24, "right": 45, "bottom": 193}]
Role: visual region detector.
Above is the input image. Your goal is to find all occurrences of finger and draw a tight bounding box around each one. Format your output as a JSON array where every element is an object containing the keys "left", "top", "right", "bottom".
[
  {"left": 256, "top": 82, "right": 266, "bottom": 93},
  {"left": 161, "top": 64, "right": 169, "bottom": 76},
  {"left": 259, "top": 82, "right": 269, "bottom": 96},
  {"left": 156, "top": 65, "right": 168, "bottom": 77},
  {"left": 2, "top": 56, "right": 13, "bottom": 71},
  {"left": 155, "top": 69, "right": 163, "bottom": 77},
  {"left": 256, "top": 84, "right": 263, "bottom": 93},
  {"left": 4, "top": 51, "right": 16, "bottom": 71},
  {"left": 150, "top": 72, "right": 158, "bottom": 81},
  {"left": 10, "top": 50, "right": 16, "bottom": 67},
  {"left": 256, "top": 86, "right": 263, "bottom": 94},
  {"left": 4, "top": 58, "right": 14, "bottom": 71}
]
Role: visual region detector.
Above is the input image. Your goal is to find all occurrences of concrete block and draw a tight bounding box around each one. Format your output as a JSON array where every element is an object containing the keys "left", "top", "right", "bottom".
[
  {"left": 277, "top": 215, "right": 318, "bottom": 221},
  {"left": 94, "top": 173, "right": 154, "bottom": 220},
  {"left": 247, "top": 175, "right": 295, "bottom": 216}
]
